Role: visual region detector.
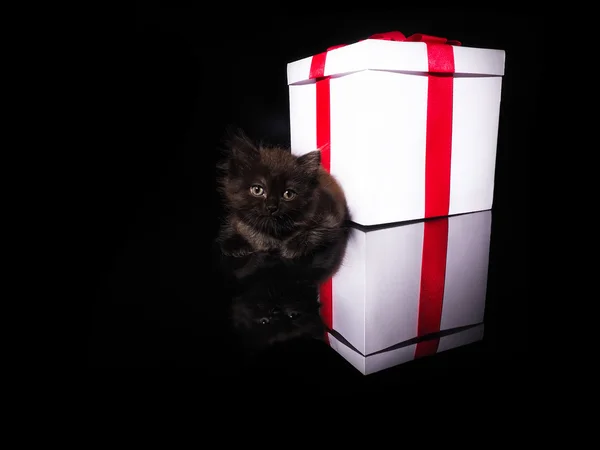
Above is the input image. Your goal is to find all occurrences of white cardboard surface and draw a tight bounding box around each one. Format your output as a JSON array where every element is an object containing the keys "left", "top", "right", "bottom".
[
  {"left": 288, "top": 39, "right": 505, "bottom": 226},
  {"left": 329, "top": 209, "right": 492, "bottom": 355},
  {"left": 328, "top": 323, "right": 485, "bottom": 376}
]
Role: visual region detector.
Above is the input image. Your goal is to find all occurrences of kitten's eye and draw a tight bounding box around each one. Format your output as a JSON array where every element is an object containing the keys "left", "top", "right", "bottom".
[
  {"left": 250, "top": 185, "right": 264, "bottom": 196},
  {"left": 282, "top": 189, "right": 296, "bottom": 200},
  {"left": 258, "top": 317, "right": 270, "bottom": 325},
  {"left": 287, "top": 311, "right": 300, "bottom": 319}
]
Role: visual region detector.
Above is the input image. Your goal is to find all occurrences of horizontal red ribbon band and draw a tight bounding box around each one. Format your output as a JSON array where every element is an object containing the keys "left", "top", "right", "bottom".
[{"left": 312, "top": 31, "right": 457, "bottom": 349}]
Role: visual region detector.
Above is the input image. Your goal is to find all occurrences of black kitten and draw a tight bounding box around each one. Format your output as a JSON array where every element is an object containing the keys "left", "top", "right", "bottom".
[{"left": 216, "top": 130, "right": 351, "bottom": 284}]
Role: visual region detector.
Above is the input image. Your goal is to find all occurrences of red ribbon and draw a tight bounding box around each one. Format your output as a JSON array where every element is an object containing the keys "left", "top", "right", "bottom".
[
  {"left": 414, "top": 217, "right": 449, "bottom": 358},
  {"left": 311, "top": 31, "right": 459, "bottom": 347}
]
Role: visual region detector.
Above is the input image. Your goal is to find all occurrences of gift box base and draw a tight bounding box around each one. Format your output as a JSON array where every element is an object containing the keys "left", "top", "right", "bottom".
[
  {"left": 325, "top": 209, "right": 492, "bottom": 356},
  {"left": 328, "top": 323, "right": 484, "bottom": 375}
]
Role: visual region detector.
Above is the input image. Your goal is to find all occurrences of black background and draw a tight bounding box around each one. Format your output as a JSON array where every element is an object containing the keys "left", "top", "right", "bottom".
[{"left": 89, "top": 4, "right": 532, "bottom": 387}]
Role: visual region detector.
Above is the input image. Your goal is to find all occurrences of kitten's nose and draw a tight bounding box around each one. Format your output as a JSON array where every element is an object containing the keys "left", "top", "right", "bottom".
[{"left": 267, "top": 204, "right": 278, "bottom": 214}]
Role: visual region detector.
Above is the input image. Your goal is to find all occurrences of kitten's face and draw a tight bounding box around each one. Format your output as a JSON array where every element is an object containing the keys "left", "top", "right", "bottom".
[
  {"left": 231, "top": 284, "right": 325, "bottom": 349},
  {"left": 221, "top": 136, "right": 321, "bottom": 233}
]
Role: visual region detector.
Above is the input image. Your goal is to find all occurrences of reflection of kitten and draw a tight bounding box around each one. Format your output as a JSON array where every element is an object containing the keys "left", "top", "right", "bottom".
[
  {"left": 216, "top": 130, "right": 351, "bottom": 283},
  {"left": 230, "top": 279, "right": 325, "bottom": 353}
]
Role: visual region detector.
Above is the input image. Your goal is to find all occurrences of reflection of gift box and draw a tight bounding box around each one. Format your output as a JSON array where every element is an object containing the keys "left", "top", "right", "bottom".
[
  {"left": 288, "top": 31, "right": 505, "bottom": 226},
  {"left": 329, "top": 323, "right": 484, "bottom": 375},
  {"left": 319, "top": 209, "right": 492, "bottom": 356}
]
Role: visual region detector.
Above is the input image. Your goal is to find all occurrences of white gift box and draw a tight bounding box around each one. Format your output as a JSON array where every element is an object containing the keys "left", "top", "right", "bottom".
[
  {"left": 329, "top": 323, "right": 485, "bottom": 376},
  {"left": 288, "top": 32, "right": 505, "bottom": 226},
  {"left": 319, "top": 209, "right": 492, "bottom": 356}
]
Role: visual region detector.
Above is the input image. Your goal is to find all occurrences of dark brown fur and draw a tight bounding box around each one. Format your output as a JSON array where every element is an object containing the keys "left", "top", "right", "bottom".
[{"left": 216, "top": 131, "right": 351, "bottom": 283}]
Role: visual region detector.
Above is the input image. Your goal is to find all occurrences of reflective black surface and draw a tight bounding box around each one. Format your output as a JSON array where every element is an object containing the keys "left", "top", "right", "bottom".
[{"left": 89, "top": 6, "right": 531, "bottom": 386}]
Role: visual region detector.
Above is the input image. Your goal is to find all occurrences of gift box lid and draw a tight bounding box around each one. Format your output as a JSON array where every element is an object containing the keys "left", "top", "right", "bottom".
[{"left": 287, "top": 38, "right": 505, "bottom": 86}]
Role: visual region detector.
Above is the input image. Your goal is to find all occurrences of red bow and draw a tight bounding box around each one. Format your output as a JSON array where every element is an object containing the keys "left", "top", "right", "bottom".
[{"left": 326, "top": 30, "right": 461, "bottom": 51}]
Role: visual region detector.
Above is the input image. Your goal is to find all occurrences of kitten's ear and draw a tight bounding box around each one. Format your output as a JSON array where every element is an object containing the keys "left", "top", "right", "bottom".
[
  {"left": 225, "top": 129, "right": 260, "bottom": 172},
  {"left": 297, "top": 150, "right": 321, "bottom": 174}
]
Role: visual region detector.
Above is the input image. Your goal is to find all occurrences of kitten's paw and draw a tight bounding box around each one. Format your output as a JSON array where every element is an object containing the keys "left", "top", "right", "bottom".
[
  {"left": 220, "top": 235, "right": 254, "bottom": 257},
  {"left": 230, "top": 247, "right": 253, "bottom": 257},
  {"left": 282, "top": 235, "right": 309, "bottom": 259},
  {"left": 281, "top": 248, "right": 301, "bottom": 259}
]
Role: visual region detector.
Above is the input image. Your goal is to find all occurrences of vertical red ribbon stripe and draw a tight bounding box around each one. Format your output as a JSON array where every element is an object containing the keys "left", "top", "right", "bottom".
[
  {"left": 424, "top": 44, "right": 455, "bottom": 219},
  {"left": 414, "top": 43, "right": 455, "bottom": 359},
  {"left": 414, "top": 217, "right": 449, "bottom": 358},
  {"left": 309, "top": 52, "right": 332, "bottom": 172},
  {"left": 310, "top": 53, "right": 333, "bottom": 334},
  {"left": 315, "top": 80, "right": 331, "bottom": 172}
]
